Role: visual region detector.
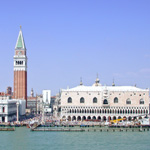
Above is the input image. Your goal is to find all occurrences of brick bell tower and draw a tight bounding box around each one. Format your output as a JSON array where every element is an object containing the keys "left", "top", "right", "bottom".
[{"left": 13, "top": 26, "right": 27, "bottom": 107}]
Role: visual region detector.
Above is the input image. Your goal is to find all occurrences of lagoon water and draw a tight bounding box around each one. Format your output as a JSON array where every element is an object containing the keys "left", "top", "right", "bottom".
[{"left": 0, "top": 127, "right": 150, "bottom": 150}]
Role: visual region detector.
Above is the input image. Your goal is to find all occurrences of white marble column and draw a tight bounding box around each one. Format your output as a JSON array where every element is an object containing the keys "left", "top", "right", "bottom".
[{"left": 16, "top": 101, "right": 19, "bottom": 122}]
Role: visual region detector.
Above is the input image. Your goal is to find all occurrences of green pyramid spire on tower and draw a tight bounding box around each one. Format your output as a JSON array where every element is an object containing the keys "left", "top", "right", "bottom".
[{"left": 15, "top": 26, "right": 26, "bottom": 50}]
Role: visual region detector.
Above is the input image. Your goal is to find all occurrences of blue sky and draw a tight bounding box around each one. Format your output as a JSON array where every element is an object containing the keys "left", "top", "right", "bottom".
[{"left": 0, "top": 0, "right": 150, "bottom": 95}]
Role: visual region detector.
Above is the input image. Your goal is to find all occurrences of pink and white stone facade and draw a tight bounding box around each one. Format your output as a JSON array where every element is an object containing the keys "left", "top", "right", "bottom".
[{"left": 60, "top": 79, "right": 149, "bottom": 121}]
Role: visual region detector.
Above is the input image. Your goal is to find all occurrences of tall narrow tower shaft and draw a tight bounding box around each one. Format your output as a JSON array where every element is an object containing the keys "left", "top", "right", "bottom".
[{"left": 13, "top": 26, "right": 27, "bottom": 107}]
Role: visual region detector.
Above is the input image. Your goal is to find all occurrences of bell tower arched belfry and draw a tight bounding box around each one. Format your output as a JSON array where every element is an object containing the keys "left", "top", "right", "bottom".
[{"left": 13, "top": 26, "right": 27, "bottom": 107}]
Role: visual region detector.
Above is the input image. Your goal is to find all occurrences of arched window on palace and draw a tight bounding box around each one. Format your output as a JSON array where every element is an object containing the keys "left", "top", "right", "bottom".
[
  {"left": 103, "top": 99, "right": 108, "bottom": 104},
  {"left": 140, "top": 99, "right": 144, "bottom": 104},
  {"left": 80, "top": 97, "right": 85, "bottom": 103},
  {"left": 68, "top": 97, "right": 72, "bottom": 103},
  {"left": 93, "top": 97, "right": 97, "bottom": 103},
  {"left": 126, "top": 98, "right": 131, "bottom": 104},
  {"left": 114, "top": 97, "right": 118, "bottom": 103}
]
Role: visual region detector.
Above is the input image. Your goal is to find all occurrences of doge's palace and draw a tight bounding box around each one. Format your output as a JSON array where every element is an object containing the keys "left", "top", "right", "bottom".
[{"left": 60, "top": 77, "right": 149, "bottom": 121}]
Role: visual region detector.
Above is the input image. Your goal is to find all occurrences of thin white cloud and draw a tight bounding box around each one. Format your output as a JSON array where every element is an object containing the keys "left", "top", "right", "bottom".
[
  {"left": 126, "top": 72, "right": 138, "bottom": 77},
  {"left": 112, "top": 73, "right": 124, "bottom": 78},
  {"left": 139, "top": 68, "right": 150, "bottom": 74},
  {"left": 144, "top": 54, "right": 150, "bottom": 58},
  {"left": 113, "top": 72, "right": 138, "bottom": 78},
  {"left": 113, "top": 68, "right": 150, "bottom": 78}
]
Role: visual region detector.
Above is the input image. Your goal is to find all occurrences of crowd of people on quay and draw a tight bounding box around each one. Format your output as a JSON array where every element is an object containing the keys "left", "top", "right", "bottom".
[{"left": 0, "top": 113, "right": 149, "bottom": 127}]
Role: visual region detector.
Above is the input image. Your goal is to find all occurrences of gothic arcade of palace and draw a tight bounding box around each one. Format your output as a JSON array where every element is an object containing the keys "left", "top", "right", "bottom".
[{"left": 60, "top": 78, "right": 149, "bottom": 121}]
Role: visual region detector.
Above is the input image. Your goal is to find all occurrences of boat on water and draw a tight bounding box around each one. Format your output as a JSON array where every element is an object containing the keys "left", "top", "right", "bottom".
[{"left": 26, "top": 120, "right": 39, "bottom": 128}]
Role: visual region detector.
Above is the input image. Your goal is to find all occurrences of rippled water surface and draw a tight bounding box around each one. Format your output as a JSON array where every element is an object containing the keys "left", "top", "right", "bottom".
[{"left": 0, "top": 127, "right": 150, "bottom": 150}]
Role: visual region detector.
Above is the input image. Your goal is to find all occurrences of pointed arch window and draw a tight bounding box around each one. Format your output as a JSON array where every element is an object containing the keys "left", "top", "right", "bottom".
[
  {"left": 126, "top": 99, "right": 131, "bottom": 104},
  {"left": 93, "top": 97, "right": 97, "bottom": 103},
  {"left": 140, "top": 99, "right": 144, "bottom": 104},
  {"left": 68, "top": 97, "right": 72, "bottom": 103},
  {"left": 114, "top": 97, "right": 118, "bottom": 103},
  {"left": 103, "top": 99, "right": 108, "bottom": 104},
  {"left": 80, "top": 97, "right": 85, "bottom": 103}
]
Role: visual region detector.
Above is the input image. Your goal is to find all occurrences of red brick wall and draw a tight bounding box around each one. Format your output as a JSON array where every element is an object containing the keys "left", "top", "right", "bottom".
[{"left": 14, "top": 71, "right": 27, "bottom": 107}]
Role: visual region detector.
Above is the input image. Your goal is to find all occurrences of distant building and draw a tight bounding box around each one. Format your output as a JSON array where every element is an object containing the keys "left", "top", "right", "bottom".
[
  {"left": 59, "top": 77, "right": 149, "bottom": 121},
  {"left": 51, "top": 96, "right": 56, "bottom": 112},
  {"left": 27, "top": 97, "right": 37, "bottom": 114},
  {"left": 0, "top": 99, "right": 26, "bottom": 122},
  {"left": 43, "top": 90, "right": 51, "bottom": 105},
  {"left": 27, "top": 89, "right": 37, "bottom": 114},
  {"left": 31, "top": 88, "right": 34, "bottom": 97},
  {"left": 43, "top": 90, "right": 51, "bottom": 114},
  {"left": 0, "top": 92, "right": 11, "bottom": 100},
  {"left": 0, "top": 87, "right": 12, "bottom": 100},
  {"left": 6, "top": 87, "right": 12, "bottom": 95},
  {"left": 13, "top": 26, "right": 27, "bottom": 107},
  {"left": 36, "top": 91, "right": 54, "bottom": 115},
  {"left": 37, "top": 94, "right": 43, "bottom": 114},
  {"left": 53, "top": 93, "right": 60, "bottom": 118},
  {"left": 149, "top": 97, "right": 150, "bottom": 115}
]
